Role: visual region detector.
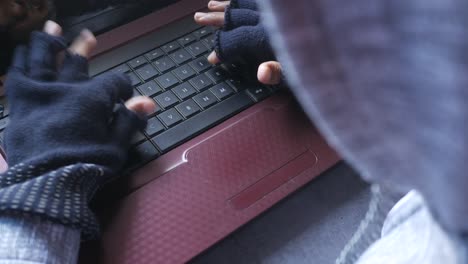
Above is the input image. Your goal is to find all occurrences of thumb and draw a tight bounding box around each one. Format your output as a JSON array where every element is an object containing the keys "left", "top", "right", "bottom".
[{"left": 257, "top": 61, "right": 283, "bottom": 85}]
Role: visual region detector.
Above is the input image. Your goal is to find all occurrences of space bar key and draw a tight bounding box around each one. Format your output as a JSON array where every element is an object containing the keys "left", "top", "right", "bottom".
[{"left": 152, "top": 91, "right": 254, "bottom": 152}]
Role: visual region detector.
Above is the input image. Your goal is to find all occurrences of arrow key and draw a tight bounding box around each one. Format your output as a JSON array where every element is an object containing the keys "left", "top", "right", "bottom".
[{"left": 247, "top": 86, "right": 271, "bottom": 102}]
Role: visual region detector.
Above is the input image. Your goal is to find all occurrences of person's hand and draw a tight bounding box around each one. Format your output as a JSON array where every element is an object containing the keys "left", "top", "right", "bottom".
[
  {"left": 43, "top": 21, "right": 156, "bottom": 115},
  {"left": 0, "top": 20, "right": 156, "bottom": 238},
  {"left": 194, "top": 0, "right": 283, "bottom": 85},
  {"left": 4, "top": 20, "right": 155, "bottom": 168}
]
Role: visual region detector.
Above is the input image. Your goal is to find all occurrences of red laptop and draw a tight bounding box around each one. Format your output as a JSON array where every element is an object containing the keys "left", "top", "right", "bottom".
[{"left": 0, "top": 0, "right": 339, "bottom": 263}]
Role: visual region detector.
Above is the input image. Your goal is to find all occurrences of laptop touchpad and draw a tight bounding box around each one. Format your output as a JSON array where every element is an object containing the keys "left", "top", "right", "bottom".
[{"left": 181, "top": 99, "right": 319, "bottom": 209}]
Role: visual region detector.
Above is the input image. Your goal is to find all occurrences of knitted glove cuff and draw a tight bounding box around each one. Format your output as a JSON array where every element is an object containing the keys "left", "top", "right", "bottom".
[{"left": 0, "top": 161, "right": 111, "bottom": 240}]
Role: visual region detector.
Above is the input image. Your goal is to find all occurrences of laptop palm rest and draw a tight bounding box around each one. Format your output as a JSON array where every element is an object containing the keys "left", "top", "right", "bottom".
[
  {"left": 168, "top": 96, "right": 319, "bottom": 206},
  {"left": 80, "top": 94, "right": 339, "bottom": 264},
  {"left": 229, "top": 150, "right": 317, "bottom": 210}
]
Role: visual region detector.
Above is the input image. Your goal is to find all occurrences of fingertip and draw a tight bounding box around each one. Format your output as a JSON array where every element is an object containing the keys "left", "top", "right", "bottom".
[
  {"left": 207, "top": 51, "right": 221, "bottom": 64},
  {"left": 44, "top": 20, "right": 62, "bottom": 36},
  {"left": 257, "top": 63, "right": 272, "bottom": 84},
  {"left": 81, "top": 29, "right": 97, "bottom": 46},
  {"left": 69, "top": 29, "right": 97, "bottom": 59},
  {"left": 258, "top": 61, "right": 282, "bottom": 85},
  {"left": 194, "top": 12, "right": 206, "bottom": 21},
  {"left": 208, "top": 0, "right": 230, "bottom": 11},
  {"left": 194, "top": 12, "right": 225, "bottom": 27},
  {"left": 208, "top": 1, "right": 220, "bottom": 10},
  {"left": 138, "top": 98, "right": 157, "bottom": 115},
  {"left": 125, "top": 96, "right": 157, "bottom": 116}
]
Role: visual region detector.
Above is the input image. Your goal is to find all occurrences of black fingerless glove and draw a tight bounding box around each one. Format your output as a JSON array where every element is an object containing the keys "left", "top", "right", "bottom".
[
  {"left": 0, "top": 31, "right": 146, "bottom": 239},
  {"left": 215, "top": 0, "right": 275, "bottom": 64}
]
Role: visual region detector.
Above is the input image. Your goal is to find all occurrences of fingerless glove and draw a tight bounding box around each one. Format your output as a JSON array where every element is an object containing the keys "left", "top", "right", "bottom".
[
  {"left": 0, "top": 31, "right": 146, "bottom": 239},
  {"left": 215, "top": 0, "right": 275, "bottom": 64}
]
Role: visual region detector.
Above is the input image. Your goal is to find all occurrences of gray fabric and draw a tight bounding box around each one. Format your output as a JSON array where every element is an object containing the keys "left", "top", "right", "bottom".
[
  {"left": 258, "top": 0, "right": 468, "bottom": 234},
  {"left": 0, "top": 213, "right": 80, "bottom": 264},
  {"left": 335, "top": 185, "right": 401, "bottom": 264},
  {"left": 357, "top": 191, "right": 467, "bottom": 263}
]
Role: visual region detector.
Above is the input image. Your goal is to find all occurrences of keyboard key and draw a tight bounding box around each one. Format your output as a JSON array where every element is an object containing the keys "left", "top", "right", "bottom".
[
  {"left": 178, "top": 33, "right": 196, "bottom": 46},
  {"left": 186, "top": 41, "right": 208, "bottom": 57},
  {"left": 145, "top": 48, "right": 164, "bottom": 61},
  {"left": 127, "top": 141, "right": 159, "bottom": 168},
  {"left": 172, "top": 83, "right": 197, "bottom": 100},
  {"left": 145, "top": 117, "right": 165, "bottom": 136},
  {"left": 152, "top": 91, "right": 254, "bottom": 152},
  {"left": 206, "top": 67, "right": 230, "bottom": 83},
  {"left": 176, "top": 99, "right": 201, "bottom": 118},
  {"left": 190, "top": 57, "right": 211, "bottom": 72},
  {"left": 135, "top": 64, "right": 159, "bottom": 81},
  {"left": 193, "top": 90, "right": 218, "bottom": 109},
  {"left": 162, "top": 41, "right": 180, "bottom": 53},
  {"left": 203, "top": 34, "right": 216, "bottom": 48},
  {"left": 155, "top": 72, "right": 179, "bottom": 89},
  {"left": 172, "top": 64, "right": 196, "bottom": 81},
  {"left": 133, "top": 88, "right": 141, "bottom": 98},
  {"left": 131, "top": 131, "right": 146, "bottom": 145},
  {"left": 154, "top": 90, "right": 180, "bottom": 109},
  {"left": 189, "top": 74, "right": 213, "bottom": 91},
  {"left": 210, "top": 82, "right": 234, "bottom": 100},
  {"left": 111, "top": 64, "right": 131, "bottom": 74},
  {"left": 158, "top": 109, "right": 183, "bottom": 127},
  {"left": 137, "top": 81, "right": 163, "bottom": 97},
  {"left": 193, "top": 27, "right": 213, "bottom": 39},
  {"left": 128, "top": 56, "right": 148, "bottom": 69},
  {"left": 226, "top": 78, "right": 245, "bottom": 91},
  {"left": 269, "top": 84, "right": 282, "bottom": 93},
  {"left": 222, "top": 62, "right": 244, "bottom": 75},
  {"left": 247, "top": 86, "right": 271, "bottom": 101},
  {"left": 126, "top": 72, "right": 141, "bottom": 86},
  {"left": 153, "top": 56, "right": 176, "bottom": 73},
  {"left": 170, "top": 49, "right": 192, "bottom": 65}
]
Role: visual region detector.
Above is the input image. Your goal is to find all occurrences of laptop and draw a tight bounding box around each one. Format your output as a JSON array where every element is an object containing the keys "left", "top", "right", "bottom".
[{"left": 0, "top": 0, "right": 340, "bottom": 263}]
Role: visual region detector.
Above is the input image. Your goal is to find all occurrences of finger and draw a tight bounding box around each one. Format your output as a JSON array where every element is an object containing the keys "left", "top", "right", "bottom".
[
  {"left": 29, "top": 21, "right": 66, "bottom": 80},
  {"left": 215, "top": 25, "right": 274, "bottom": 63},
  {"left": 43, "top": 20, "right": 62, "bottom": 36},
  {"left": 58, "top": 53, "right": 89, "bottom": 82},
  {"left": 257, "top": 61, "right": 283, "bottom": 85},
  {"left": 208, "top": 1, "right": 230, "bottom": 12},
  {"left": 68, "top": 29, "right": 97, "bottom": 59},
  {"left": 207, "top": 51, "right": 221, "bottom": 64},
  {"left": 110, "top": 105, "right": 147, "bottom": 146},
  {"left": 194, "top": 12, "right": 225, "bottom": 27},
  {"left": 59, "top": 30, "right": 97, "bottom": 81},
  {"left": 224, "top": 8, "right": 259, "bottom": 31},
  {"left": 93, "top": 72, "right": 133, "bottom": 103},
  {"left": 125, "top": 96, "right": 157, "bottom": 116}
]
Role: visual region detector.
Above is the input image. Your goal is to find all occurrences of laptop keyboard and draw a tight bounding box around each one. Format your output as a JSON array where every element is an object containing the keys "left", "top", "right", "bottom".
[{"left": 0, "top": 26, "right": 276, "bottom": 170}]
